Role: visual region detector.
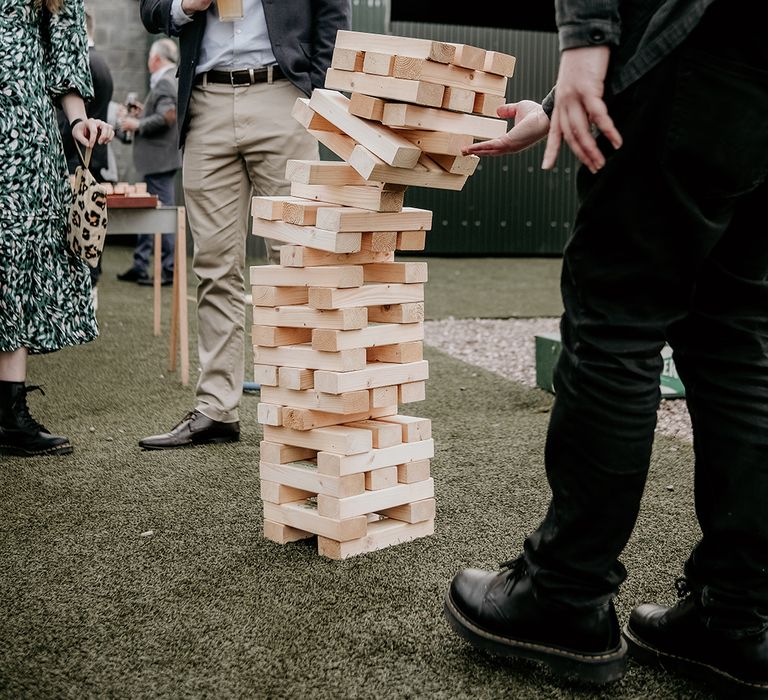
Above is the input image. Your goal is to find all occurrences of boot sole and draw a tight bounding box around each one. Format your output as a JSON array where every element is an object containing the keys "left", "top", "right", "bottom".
[
  {"left": 444, "top": 588, "right": 628, "bottom": 685},
  {"left": 623, "top": 623, "right": 768, "bottom": 699},
  {"left": 139, "top": 435, "right": 240, "bottom": 451},
  {"left": 0, "top": 443, "right": 73, "bottom": 457}
]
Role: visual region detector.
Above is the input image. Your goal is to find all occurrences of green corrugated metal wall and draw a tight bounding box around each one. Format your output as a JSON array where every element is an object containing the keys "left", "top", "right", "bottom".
[{"left": 350, "top": 0, "right": 577, "bottom": 255}]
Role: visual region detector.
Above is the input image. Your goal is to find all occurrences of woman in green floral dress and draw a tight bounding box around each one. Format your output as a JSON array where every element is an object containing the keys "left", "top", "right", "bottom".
[{"left": 0, "top": 0, "right": 114, "bottom": 457}]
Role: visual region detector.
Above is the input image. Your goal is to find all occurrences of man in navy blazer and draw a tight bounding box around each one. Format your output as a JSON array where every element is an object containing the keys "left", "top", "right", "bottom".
[{"left": 137, "top": 0, "right": 351, "bottom": 450}]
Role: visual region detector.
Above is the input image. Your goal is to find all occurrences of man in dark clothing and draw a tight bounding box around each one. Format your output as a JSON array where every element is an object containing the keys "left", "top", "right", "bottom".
[
  {"left": 444, "top": 0, "right": 768, "bottom": 695},
  {"left": 56, "top": 5, "right": 114, "bottom": 302}
]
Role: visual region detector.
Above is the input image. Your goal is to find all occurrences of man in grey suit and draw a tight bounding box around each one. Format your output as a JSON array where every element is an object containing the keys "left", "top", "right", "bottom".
[
  {"left": 137, "top": 0, "right": 351, "bottom": 449},
  {"left": 117, "top": 38, "right": 183, "bottom": 286}
]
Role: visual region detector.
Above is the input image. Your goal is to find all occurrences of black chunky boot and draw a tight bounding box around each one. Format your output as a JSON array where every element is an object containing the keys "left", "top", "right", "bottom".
[{"left": 0, "top": 381, "right": 72, "bottom": 457}]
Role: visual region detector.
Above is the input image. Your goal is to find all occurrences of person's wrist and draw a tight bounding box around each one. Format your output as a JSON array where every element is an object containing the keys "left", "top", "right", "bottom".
[{"left": 70, "top": 117, "right": 84, "bottom": 129}]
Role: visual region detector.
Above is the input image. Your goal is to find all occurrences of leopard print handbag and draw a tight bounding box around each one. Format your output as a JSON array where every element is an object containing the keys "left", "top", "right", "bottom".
[{"left": 67, "top": 143, "right": 108, "bottom": 268}]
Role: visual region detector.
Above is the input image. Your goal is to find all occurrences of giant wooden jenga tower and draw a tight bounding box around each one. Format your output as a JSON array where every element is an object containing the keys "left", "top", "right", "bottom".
[{"left": 250, "top": 30, "right": 514, "bottom": 559}]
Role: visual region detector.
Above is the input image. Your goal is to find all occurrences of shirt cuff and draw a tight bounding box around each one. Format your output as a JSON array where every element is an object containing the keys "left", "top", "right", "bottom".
[
  {"left": 541, "top": 87, "right": 555, "bottom": 120},
  {"left": 171, "top": 0, "right": 194, "bottom": 29},
  {"left": 558, "top": 19, "right": 621, "bottom": 51}
]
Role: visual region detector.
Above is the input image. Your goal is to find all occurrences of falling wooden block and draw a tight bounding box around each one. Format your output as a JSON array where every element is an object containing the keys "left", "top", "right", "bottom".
[
  {"left": 378, "top": 497, "right": 436, "bottom": 523},
  {"left": 291, "top": 97, "right": 340, "bottom": 131},
  {"left": 399, "top": 380, "right": 426, "bottom": 404},
  {"left": 367, "top": 341, "right": 424, "bottom": 364},
  {"left": 264, "top": 500, "right": 368, "bottom": 541},
  {"left": 309, "top": 128, "right": 357, "bottom": 162},
  {"left": 260, "top": 441, "right": 317, "bottom": 465},
  {"left": 311, "top": 322, "right": 424, "bottom": 352},
  {"left": 325, "top": 68, "right": 445, "bottom": 109},
  {"left": 290, "top": 182, "right": 405, "bottom": 213},
  {"left": 396, "top": 231, "right": 427, "bottom": 251},
  {"left": 397, "top": 129, "right": 474, "bottom": 156},
  {"left": 309, "top": 283, "right": 424, "bottom": 310},
  {"left": 280, "top": 246, "right": 395, "bottom": 268},
  {"left": 252, "top": 195, "right": 305, "bottom": 220},
  {"left": 333, "top": 30, "right": 455, "bottom": 64},
  {"left": 379, "top": 414, "right": 432, "bottom": 442},
  {"left": 260, "top": 386, "right": 370, "bottom": 415},
  {"left": 427, "top": 153, "right": 480, "bottom": 176},
  {"left": 365, "top": 465, "right": 398, "bottom": 491},
  {"left": 250, "top": 285, "right": 309, "bottom": 307},
  {"left": 263, "top": 519, "right": 314, "bottom": 543},
  {"left": 382, "top": 102, "right": 507, "bottom": 140},
  {"left": 252, "top": 217, "right": 362, "bottom": 254},
  {"left": 315, "top": 206, "right": 432, "bottom": 233},
  {"left": 281, "top": 200, "right": 339, "bottom": 226},
  {"left": 253, "top": 344, "right": 367, "bottom": 372},
  {"left": 367, "top": 302, "right": 425, "bottom": 324},
  {"left": 483, "top": 50, "right": 517, "bottom": 77},
  {"left": 260, "top": 461, "right": 366, "bottom": 498},
  {"left": 317, "top": 518, "right": 434, "bottom": 560},
  {"left": 317, "top": 478, "right": 435, "bottom": 519},
  {"left": 249, "top": 264, "right": 364, "bottom": 289},
  {"left": 331, "top": 47, "right": 364, "bottom": 71},
  {"left": 285, "top": 159, "right": 370, "bottom": 187},
  {"left": 252, "top": 305, "right": 368, "bottom": 331},
  {"left": 349, "top": 92, "right": 386, "bottom": 121},
  {"left": 314, "top": 360, "right": 429, "bottom": 394},
  {"left": 264, "top": 424, "right": 373, "bottom": 456},
  {"left": 397, "top": 458, "right": 431, "bottom": 484},
  {"left": 317, "top": 438, "right": 435, "bottom": 476},
  {"left": 253, "top": 364, "right": 278, "bottom": 386},
  {"left": 278, "top": 366, "right": 315, "bottom": 390}
]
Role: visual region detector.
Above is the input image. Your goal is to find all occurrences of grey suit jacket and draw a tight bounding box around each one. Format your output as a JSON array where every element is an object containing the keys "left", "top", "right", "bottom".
[
  {"left": 140, "top": 0, "right": 351, "bottom": 147},
  {"left": 133, "top": 71, "right": 183, "bottom": 176}
]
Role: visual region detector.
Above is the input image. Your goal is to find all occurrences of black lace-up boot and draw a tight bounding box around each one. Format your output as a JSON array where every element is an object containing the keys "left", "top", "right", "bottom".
[
  {"left": 443, "top": 556, "right": 627, "bottom": 684},
  {"left": 0, "top": 381, "right": 72, "bottom": 457},
  {"left": 624, "top": 577, "right": 768, "bottom": 698}
]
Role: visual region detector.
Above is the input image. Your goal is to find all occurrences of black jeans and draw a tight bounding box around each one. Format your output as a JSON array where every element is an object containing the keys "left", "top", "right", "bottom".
[{"left": 523, "top": 40, "right": 768, "bottom": 634}]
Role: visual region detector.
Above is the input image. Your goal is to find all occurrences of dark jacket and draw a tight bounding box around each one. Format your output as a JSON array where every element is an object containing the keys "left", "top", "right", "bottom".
[
  {"left": 132, "top": 70, "right": 182, "bottom": 177},
  {"left": 57, "top": 47, "right": 113, "bottom": 180},
  {"left": 139, "top": 0, "right": 351, "bottom": 147}
]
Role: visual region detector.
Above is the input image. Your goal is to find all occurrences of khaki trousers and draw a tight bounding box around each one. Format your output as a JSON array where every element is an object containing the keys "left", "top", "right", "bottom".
[{"left": 183, "top": 79, "right": 318, "bottom": 422}]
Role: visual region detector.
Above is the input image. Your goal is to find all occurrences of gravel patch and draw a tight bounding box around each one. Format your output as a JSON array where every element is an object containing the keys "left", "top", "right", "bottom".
[{"left": 424, "top": 318, "right": 693, "bottom": 444}]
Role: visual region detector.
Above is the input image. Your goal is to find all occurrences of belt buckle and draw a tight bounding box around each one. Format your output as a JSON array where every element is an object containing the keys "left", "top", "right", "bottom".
[{"left": 230, "top": 69, "right": 249, "bottom": 87}]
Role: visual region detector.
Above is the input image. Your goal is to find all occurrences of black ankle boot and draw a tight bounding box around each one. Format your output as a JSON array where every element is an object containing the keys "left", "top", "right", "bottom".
[
  {"left": 0, "top": 381, "right": 72, "bottom": 457},
  {"left": 443, "top": 556, "right": 627, "bottom": 685}
]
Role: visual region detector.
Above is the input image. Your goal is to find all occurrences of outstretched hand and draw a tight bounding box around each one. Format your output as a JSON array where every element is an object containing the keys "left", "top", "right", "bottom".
[
  {"left": 541, "top": 46, "right": 622, "bottom": 174},
  {"left": 461, "top": 100, "right": 550, "bottom": 157}
]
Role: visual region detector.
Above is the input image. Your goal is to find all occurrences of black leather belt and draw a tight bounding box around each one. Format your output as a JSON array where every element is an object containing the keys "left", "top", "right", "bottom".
[{"left": 195, "top": 66, "right": 286, "bottom": 86}]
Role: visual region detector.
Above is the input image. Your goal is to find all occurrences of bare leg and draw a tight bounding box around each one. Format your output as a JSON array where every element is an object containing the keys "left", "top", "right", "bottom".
[{"left": 0, "top": 349, "right": 27, "bottom": 382}]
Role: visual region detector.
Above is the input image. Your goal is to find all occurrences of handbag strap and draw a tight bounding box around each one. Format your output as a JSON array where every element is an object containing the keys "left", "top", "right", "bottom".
[{"left": 74, "top": 140, "right": 93, "bottom": 170}]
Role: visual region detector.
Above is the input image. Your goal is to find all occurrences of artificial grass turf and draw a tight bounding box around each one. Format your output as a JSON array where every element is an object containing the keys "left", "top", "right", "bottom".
[{"left": 0, "top": 249, "right": 711, "bottom": 699}]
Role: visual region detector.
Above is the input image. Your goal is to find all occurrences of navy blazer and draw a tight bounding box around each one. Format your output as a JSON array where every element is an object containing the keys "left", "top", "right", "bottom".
[{"left": 139, "top": 0, "right": 351, "bottom": 147}]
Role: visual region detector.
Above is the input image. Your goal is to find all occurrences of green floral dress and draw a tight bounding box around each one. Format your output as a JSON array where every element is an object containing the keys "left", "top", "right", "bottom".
[{"left": 0, "top": 0, "right": 97, "bottom": 354}]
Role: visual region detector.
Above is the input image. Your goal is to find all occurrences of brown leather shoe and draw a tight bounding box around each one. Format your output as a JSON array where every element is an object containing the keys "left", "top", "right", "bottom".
[{"left": 139, "top": 410, "right": 240, "bottom": 450}]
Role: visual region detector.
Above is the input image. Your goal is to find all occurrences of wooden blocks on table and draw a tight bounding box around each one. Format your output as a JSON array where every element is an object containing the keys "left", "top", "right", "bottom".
[{"left": 249, "top": 30, "right": 516, "bottom": 559}]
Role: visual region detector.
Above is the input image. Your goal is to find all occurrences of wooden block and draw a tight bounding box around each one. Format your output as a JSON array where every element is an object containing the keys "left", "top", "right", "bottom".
[
  {"left": 397, "top": 129, "right": 473, "bottom": 156},
  {"left": 280, "top": 245, "right": 395, "bottom": 268},
  {"left": 347, "top": 144, "right": 468, "bottom": 191},
  {"left": 367, "top": 302, "right": 425, "bottom": 324},
  {"left": 251, "top": 195, "right": 300, "bottom": 221},
  {"left": 291, "top": 97, "right": 339, "bottom": 131},
  {"left": 261, "top": 386, "right": 370, "bottom": 415},
  {"left": 317, "top": 438, "right": 434, "bottom": 476},
  {"left": 349, "top": 92, "right": 385, "bottom": 121},
  {"left": 260, "top": 441, "right": 317, "bottom": 465},
  {"left": 427, "top": 153, "right": 480, "bottom": 176},
  {"left": 251, "top": 325, "right": 313, "bottom": 347},
  {"left": 309, "top": 89, "right": 422, "bottom": 168},
  {"left": 278, "top": 366, "right": 315, "bottom": 390},
  {"left": 308, "top": 128, "right": 357, "bottom": 162},
  {"left": 261, "top": 480, "right": 314, "bottom": 504},
  {"left": 263, "top": 500, "right": 367, "bottom": 541},
  {"left": 325, "top": 69, "right": 444, "bottom": 109},
  {"left": 360, "top": 231, "right": 398, "bottom": 252},
  {"left": 473, "top": 92, "right": 506, "bottom": 117},
  {"left": 483, "top": 50, "right": 517, "bottom": 77},
  {"left": 370, "top": 385, "right": 398, "bottom": 409},
  {"left": 362, "top": 262, "right": 428, "bottom": 284},
  {"left": 331, "top": 47, "right": 364, "bottom": 71},
  {"left": 315, "top": 206, "right": 432, "bottom": 233},
  {"left": 333, "top": 30, "right": 455, "bottom": 64},
  {"left": 312, "top": 321, "right": 424, "bottom": 352},
  {"left": 367, "top": 341, "right": 423, "bottom": 364},
  {"left": 253, "top": 364, "right": 278, "bottom": 386},
  {"left": 254, "top": 344, "right": 367, "bottom": 372},
  {"left": 317, "top": 478, "right": 435, "bottom": 519},
  {"left": 317, "top": 518, "right": 434, "bottom": 560},
  {"left": 281, "top": 200, "right": 338, "bottom": 226},
  {"left": 281, "top": 404, "right": 395, "bottom": 432},
  {"left": 249, "top": 264, "right": 364, "bottom": 289},
  {"left": 365, "top": 466, "right": 398, "bottom": 491},
  {"left": 263, "top": 519, "right": 315, "bottom": 543},
  {"left": 379, "top": 414, "right": 432, "bottom": 442},
  {"left": 399, "top": 380, "right": 426, "bottom": 404},
  {"left": 264, "top": 424, "right": 373, "bottom": 456},
  {"left": 397, "top": 458, "right": 431, "bottom": 484},
  {"left": 396, "top": 231, "right": 427, "bottom": 251},
  {"left": 253, "top": 305, "right": 368, "bottom": 331},
  {"left": 314, "top": 360, "right": 429, "bottom": 394},
  {"left": 362, "top": 51, "right": 394, "bottom": 76},
  {"left": 391, "top": 56, "right": 507, "bottom": 96},
  {"left": 346, "top": 419, "right": 402, "bottom": 449},
  {"left": 382, "top": 102, "right": 507, "bottom": 140},
  {"left": 250, "top": 285, "right": 309, "bottom": 307},
  {"left": 441, "top": 86, "right": 475, "bottom": 113},
  {"left": 449, "top": 43, "right": 486, "bottom": 71},
  {"left": 252, "top": 217, "right": 361, "bottom": 254},
  {"left": 290, "top": 182, "right": 404, "bottom": 213},
  {"left": 378, "top": 498, "right": 436, "bottom": 524},
  {"left": 260, "top": 461, "right": 366, "bottom": 498},
  {"left": 310, "top": 283, "right": 423, "bottom": 310},
  {"left": 285, "top": 159, "right": 369, "bottom": 187},
  {"left": 257, "top": 402, "right": 283, "bottom": 426}
]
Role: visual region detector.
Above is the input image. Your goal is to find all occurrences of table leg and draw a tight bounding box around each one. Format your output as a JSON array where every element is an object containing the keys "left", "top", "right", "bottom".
[
  {"left": 153, "top": 232, "right": 162, "bottom": 336},
  {"left": 177, "top": 208, "right": 189, "bottom": 386}
]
